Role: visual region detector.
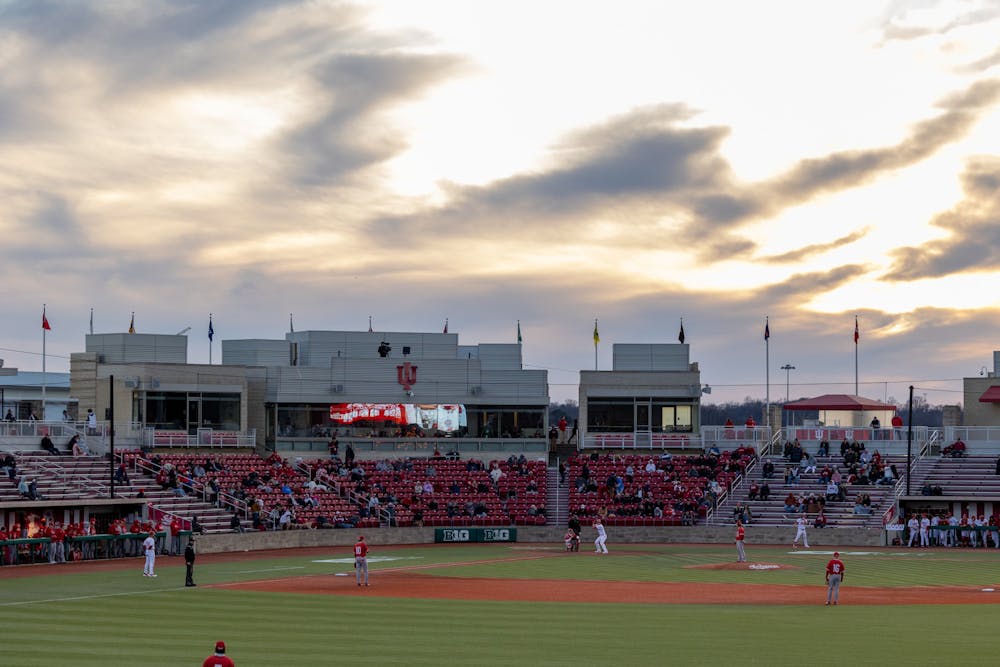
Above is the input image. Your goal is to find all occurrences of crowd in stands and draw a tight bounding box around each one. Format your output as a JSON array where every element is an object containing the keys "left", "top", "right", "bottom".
[
  {"left": 754, "top": 438, "right": 904, "bottom": 525},
  {"left": 565, "top": 447, "right": 757, "bottom": 526},
  {"left": 300, "top": 452, "right": 548, "bottom": 527}
]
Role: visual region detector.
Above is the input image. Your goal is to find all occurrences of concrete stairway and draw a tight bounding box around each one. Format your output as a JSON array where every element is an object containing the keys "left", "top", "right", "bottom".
[{"left": 545, "top": 466, "right": 568, "bottom": 527}]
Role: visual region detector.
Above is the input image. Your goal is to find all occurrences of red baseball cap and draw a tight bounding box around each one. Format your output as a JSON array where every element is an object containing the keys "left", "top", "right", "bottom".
[
  {"left": 357, "top": 535, "right": 364, "bottom": 540},
  {"left": 833, "top": 552, "right": 840, "bottom": 557},
  {"left": 215, "top": 641, "right": 226, "bottom": 653}
]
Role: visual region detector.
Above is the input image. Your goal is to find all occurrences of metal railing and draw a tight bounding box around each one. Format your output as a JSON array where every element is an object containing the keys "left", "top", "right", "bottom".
[
  {"left": 276, "top": 436, "right": 548, "bottom": 457},
  {"left": 581, "top": 432, "right": 704, "bottom": 450},
  {"left": 144, "top": 427, "right": 257, "bottom": 449},
  {"left": 129, "top": 454, "right": 249, "bottom": 520}
]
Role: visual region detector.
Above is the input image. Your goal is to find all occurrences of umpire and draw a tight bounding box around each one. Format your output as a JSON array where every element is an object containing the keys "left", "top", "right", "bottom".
[{"left": 184, "top": 537, "right": 197, "bottom": 587}]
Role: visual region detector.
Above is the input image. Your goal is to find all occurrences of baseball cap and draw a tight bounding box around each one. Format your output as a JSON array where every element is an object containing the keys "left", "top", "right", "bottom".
[
  {"left": 833, "top": 551, "right": 840, "bottom": 557},
  {"left": 358, "top": 535, "right": 364, "bottom": 540},
  {"left": 215, "top": 641, "right": 226, "bottom": 653}
]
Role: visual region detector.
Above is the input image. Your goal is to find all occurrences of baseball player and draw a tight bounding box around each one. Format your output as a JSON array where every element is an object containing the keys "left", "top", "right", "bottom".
[
  {"left": 202, "top": 640, "right": 235, "bottom": 667},
  {"left": 354, "top": 535, "right": 369, "bottom": 586},
  {"left": 564, "top": 528, "right": 577, "bottom": 552},
  {"left": 735, "top": 520, "right": 746, "bottom": 563},
  {"left": 142, "top": 530, "right": 157, "bottom": 577},
  {"left": 593, "top": 518, "right": 608, "bottom": 554},
  {"left": 825, "top": 551, "right": 845, "bottom": 605},
  {"left": 919, "top": 513, "right": 930, "bottom": 547},
  {"left": 791, "top": 515, "right": 810, "bottom": 549},
  {"left": 906, "top": 514, "right": 920, "bottom": 547}
]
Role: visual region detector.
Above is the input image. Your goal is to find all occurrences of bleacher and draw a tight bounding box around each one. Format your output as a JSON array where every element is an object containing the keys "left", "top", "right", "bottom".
[
  {"left": 566, "top": 449, "right": 756, "bottom": 526},
  {"left": 916, "top": 456, "right": 1000, "bottom": 496},
  {"left": 0, "top": 450, "right": 239, "bottom": 533},
  {"left": 716, "top": 454, "right": 896, "bottom": 528},
  {"left": 143, "top": 452, "right": 377, "bottom": 530},
  {"left": 330, "top": 457, "right": 549, "bottom": 527},
  {"left": 362, "top": 458, "right": 548, "bottom": 526}
]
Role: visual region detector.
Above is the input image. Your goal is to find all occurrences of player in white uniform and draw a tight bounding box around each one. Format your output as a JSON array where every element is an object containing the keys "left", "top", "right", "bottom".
[
  {"left": 142, "top": 531, "right": 157, "bottom": 577},
  {"left": 593, "top": 519, "right": 608, "bottom": 554},
  {"left": 919, "top": 514, "right": 930, "bottom": 547},
  {"left": 792, "top": 515, "right": 809, "bottom": 549},
  {"left": 906, "top": 515, "right": 920, "bottom": 547}
]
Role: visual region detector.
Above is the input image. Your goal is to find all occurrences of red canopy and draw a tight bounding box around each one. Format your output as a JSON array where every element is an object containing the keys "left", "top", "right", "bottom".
[
  {"left": 978, "top": 386, "right": 1000, "bottom": 403},
  {"left": 783, "top": 394, "right": 896, "bottom": 411}
]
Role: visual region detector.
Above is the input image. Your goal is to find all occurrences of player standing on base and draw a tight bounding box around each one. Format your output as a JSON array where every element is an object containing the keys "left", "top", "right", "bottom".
[
  {"left": 735, "top": 520, "right": 747, "bottom": 562},
  {"left": 593, "top": 518, "right": 609, "bottom": 554},
  {"left": 825, "top": 551, "right": 845, "bottom": 605},
  {"left": 354, "top": 535, "right": 369, "bottom": 586}
]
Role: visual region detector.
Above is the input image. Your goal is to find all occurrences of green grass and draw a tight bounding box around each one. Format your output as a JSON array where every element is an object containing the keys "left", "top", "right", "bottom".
[{"left": 2, "top": 544, "right": 1000, "bottom": 665}]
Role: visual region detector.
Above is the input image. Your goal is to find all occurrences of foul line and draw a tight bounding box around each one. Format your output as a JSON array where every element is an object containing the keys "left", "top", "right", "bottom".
[{"left": 0, "top": 586, "right": 188, "bottom": 608}]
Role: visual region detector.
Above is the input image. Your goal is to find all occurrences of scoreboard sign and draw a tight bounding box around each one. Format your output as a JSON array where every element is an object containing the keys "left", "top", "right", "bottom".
[{"left": 434, "top": 528, "right": 517, "bottom": 543}]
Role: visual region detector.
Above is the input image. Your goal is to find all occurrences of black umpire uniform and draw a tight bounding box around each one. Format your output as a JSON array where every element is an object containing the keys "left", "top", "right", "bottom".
[{"left": 184, "top": 538, "right": 197, "bottom": 587}]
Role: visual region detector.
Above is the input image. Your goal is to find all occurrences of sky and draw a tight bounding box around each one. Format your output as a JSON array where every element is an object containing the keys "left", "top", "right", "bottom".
[{"left": 3, "top": 0, "right": 1000, "bottom": 408}]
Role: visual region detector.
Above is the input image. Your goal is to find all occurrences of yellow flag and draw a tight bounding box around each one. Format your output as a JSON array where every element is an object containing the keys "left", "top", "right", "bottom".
[{"left": 593, "top": 320, "right": 600, "bottom": 344}]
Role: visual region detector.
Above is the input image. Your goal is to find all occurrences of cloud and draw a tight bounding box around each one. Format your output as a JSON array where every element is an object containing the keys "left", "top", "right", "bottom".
[
  {"left": 884, "top": 157, "right": 1000, "bottom": 280},
  {"left": 879, "top": 1, "right": 1000, "bottom": 42},
  {"left": 281, "top": 51, "right": 470, "bottom": 186},
  {"left": 763, "top": 79, "right": 1000, "bottom": 202},
  {"left": 763, "top": 229, "right": 871, "bottom": 264},
  {"left": 365, "top": 78, "right": 999, "bottom": 266}
]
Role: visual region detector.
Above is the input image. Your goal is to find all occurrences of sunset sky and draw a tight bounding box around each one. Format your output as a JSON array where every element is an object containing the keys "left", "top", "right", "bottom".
[{"left": 3, "top": 0, "right": 1000, "bottom": 406}]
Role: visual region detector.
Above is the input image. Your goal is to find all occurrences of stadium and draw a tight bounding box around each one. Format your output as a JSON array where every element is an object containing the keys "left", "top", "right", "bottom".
[{"left": 3, "top": 328, "right": 1000, "bottom": 666}]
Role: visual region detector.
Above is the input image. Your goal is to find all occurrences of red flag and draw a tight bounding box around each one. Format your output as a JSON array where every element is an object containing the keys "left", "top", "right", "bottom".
[
  {"left": 854, "top": 317, "right": 859, "bottom": 344},
  {"left": 764, "top": 320, "right": 770, "bottom": 341},
  {"left": 42, "top": 307, "right": 51, "bottom": 331}
]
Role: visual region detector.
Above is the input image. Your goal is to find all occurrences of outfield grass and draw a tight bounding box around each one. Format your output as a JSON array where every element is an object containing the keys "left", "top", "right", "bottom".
[{"left": 2, "top": 544, "right": 1000, "bottom": 666}]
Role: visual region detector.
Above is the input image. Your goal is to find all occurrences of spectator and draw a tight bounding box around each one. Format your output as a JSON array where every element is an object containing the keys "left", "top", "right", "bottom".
[
  {"left": 41, "top": 435, "right": 61, "bottom": 455},
  {"left": 942, "top": 439, "right": 967, "bottom": 458},
  {"left": 68, "top": 435, "right": 87, "bottom": 457}
]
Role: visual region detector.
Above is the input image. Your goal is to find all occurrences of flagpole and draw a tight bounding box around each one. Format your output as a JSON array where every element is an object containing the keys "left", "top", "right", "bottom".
[
  {"left": 594, "top": 319, "right": 599, "bottom": 371},
  {"left": 765, "top": 316, "right": 770, "bottom": 435},
  {"left": 42, "top": 304, "right": 47, "bottom": 420},
  {"left": 854, "top": 315, "right": 859, "bottom": 395},
  {"left": 208, "top": 313, "right": 213, "bottom": 365}
]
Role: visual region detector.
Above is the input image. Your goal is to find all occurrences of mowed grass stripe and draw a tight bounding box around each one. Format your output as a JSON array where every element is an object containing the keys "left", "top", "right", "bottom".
[{"left": 5, "top": 591, "right": 1000, "bottom": 666}]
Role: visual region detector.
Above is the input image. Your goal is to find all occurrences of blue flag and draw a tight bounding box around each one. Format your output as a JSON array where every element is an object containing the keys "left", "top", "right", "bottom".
[{"left": 208, "top": 317, "right": 215, "bottom": 342}]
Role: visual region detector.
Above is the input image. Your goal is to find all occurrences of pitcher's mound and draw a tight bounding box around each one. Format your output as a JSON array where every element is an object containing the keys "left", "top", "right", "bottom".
[{"left": 686, "top": 562, "right": 799, "bottom": 571}]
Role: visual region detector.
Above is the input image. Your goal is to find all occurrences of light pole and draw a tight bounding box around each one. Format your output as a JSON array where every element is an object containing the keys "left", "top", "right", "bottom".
[{"left": 780, "top": 364, "right": 795, "bottom": 429}]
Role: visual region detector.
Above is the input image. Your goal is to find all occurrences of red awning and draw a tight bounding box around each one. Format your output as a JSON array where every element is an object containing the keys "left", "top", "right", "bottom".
[
  {"left": 783, "top": 394, "right": 896, "bottom": 411},
  {"left": 978, "top": 386, "right": 1000, "bottom": 403}
]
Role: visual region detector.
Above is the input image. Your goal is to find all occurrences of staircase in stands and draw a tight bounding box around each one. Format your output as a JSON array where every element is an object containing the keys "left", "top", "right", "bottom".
[{"left": 546, "top": 466, "right": 568, "bottom": 527}]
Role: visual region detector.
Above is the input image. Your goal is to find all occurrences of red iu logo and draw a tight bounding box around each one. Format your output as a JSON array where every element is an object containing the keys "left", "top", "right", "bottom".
[{"left": 397, "top": 362, "right": 418, "bottom": 391}]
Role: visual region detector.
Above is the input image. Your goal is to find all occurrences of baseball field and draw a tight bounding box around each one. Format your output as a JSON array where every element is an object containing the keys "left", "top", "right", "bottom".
[{"left": 2, "top": 542, "right": 1000, "bottom": 665}]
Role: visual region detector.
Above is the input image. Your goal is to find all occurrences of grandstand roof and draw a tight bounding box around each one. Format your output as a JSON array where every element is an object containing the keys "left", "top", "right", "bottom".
[{"left": 783, "top": 394, "right": 895, "bottom": 411}]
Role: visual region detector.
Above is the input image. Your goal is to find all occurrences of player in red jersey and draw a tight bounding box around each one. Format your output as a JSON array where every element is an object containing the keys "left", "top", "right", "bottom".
[
  {"left": 735, "top": 520, "right": 746, "bottom": 563},
  {"left": 202, "top": 640, "right": 235, "bottom": 667},
  {"left": 354, "top": 535, "right": 369, "bottom": 586},
  {"left": 825, "top": 551, "right": 845, "bottom": 605}
]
